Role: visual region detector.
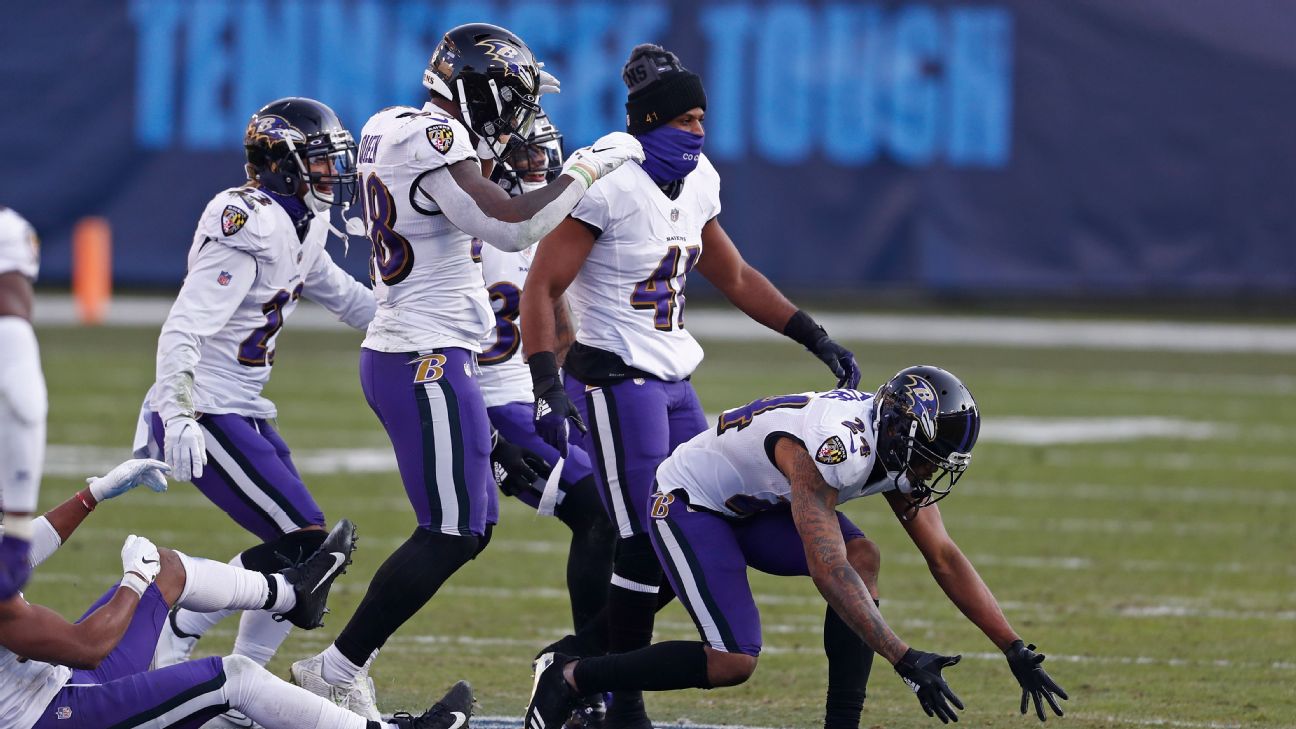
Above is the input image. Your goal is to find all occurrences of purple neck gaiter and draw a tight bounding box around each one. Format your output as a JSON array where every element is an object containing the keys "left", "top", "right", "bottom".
[{"left": 636, "top": 125, "right": 704, "bottom": 185}]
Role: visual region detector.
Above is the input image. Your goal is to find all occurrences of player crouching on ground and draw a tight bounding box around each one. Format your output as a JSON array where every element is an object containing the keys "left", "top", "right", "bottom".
[
  {"left": 0, "top": 459, "right": 473, "bottom": 729},
  {"left": 526, "top": 366, "right": 1068, "bottom": 726}
]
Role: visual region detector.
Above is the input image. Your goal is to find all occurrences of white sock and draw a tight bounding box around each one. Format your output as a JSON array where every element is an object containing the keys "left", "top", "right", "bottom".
[
  {"left": 174, "top": 606, "right": 231, "bottom": 639},
  {"left": 233, "top": 607, "right": 294, "bottom": 666},
  {"left": 176, "top": 550, "right": 295, "bottom": 613},
  {"left": 320, "top": 643, "right": 365, "bottom": 686},
  {"left": 221, "top": 655, "right": 371, "bottom": 729}
]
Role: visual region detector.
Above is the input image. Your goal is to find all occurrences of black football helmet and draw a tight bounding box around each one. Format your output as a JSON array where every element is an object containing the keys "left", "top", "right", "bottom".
[
  {"left": 422, "top": 23, "right": 542, "bottom": 157},
  {"left": 873, "top": 365, "right": 980, "bottom": 512},
  {"left": 244, "top": 97, "right": 358, "bottom": 212},
  {"left": 491, "top": 112, "right": 564, "bottom": 197}
]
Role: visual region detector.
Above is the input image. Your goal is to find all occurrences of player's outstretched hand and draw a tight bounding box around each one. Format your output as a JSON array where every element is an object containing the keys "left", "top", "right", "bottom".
[
  {"left": 895, "top": 648, "right": 964, "bottom": 723},
  {"left": 1006, "top": 640, "right": 1068, "bottom": 721},
  {"left": 491, "top": 434, "right": 551, "bottom": 496},
  {"left": 809, "top": 334, "right": 861, "bottom": 389},
  {"left": 164, "top": 416, "right": 206, "bottom": 482},
  {"left": 87, "top": 459, "right": 170, "bottom": 502},
  {"left": 562, "top": 132, "right": 645, "bottom": 188},
  {"left": 119, "top": 534, "right": 161, "bottom": 596}
]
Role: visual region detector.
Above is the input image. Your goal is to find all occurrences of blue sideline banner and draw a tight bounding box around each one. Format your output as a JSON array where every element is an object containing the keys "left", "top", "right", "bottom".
[{"left": 1, "top": 0, "right": 1292, "bottom": 294}]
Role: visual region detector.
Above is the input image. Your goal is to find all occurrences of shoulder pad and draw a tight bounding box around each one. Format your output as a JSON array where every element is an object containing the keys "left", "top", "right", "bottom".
[
  {"left": 198, "top": 187, "right": 282, "bottom": 261},
  {"left": 365, "top": 107, "right": 475, "bottom": 167}
]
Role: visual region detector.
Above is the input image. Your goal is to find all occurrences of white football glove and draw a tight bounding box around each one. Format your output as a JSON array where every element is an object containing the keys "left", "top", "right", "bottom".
[
  {"left": 87, "top": 459, "right": 170, "bottom": 502},
  {"left": 561, "top": 132, "right": 645, "bottom": 190},
  {"left": 537, "top": 68, "right": 561, "bottom": 96},
  {"left": 164, "top": 416, "right": 206, "bottom": 482},
  {"left": 119, "top": 534, "right": 161, "bottom": 596}
]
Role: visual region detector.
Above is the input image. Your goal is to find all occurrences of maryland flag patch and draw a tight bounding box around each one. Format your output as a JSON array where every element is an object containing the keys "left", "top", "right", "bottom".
[
  {"left": 426, "top": 123, "right": 455, "bottom": 154},
  {"left": 815, "top": 436, "right": 848, "bottom": 465},
  {"left": 221, "top": 205, "right": 248, "bottom": 236}
]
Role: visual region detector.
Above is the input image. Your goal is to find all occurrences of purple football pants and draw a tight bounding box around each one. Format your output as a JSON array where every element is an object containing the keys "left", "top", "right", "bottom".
[
  {"left": 648, "top": 493, "right": 866, "bottom": 656},
  {"left": 150, "top": 412, "right": 325, "bottom": 543},
  {"left": 565, "top": 374, "right": 707, "bottom": 537},
  {"left": 33, "top": 583, "right": 228, "bottom": 728},
  {"left": 361, "top": 347, "right": 496, "bottom": 535}
]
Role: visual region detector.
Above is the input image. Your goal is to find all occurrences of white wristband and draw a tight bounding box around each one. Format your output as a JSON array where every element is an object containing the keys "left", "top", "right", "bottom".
[{"left": 120, "top": 572, "right": 151, "bottom": 597}]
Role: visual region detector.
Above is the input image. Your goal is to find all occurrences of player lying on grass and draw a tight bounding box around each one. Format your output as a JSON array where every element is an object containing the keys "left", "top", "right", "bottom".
[
  {"left": 0, "top": 458, "right": 473, "bottom": 729},
  {"left": 526, "top": 366, "right": 1068, "bottom": 726}
]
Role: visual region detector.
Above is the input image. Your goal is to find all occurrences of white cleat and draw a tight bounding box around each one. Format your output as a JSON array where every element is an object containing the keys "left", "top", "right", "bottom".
[
  {"left": 200, "top": 709, "right": 259, "bottom": 728},
  {"left": 152, "top": 607, "right": 200, "bottom": 669},
  {"left": 290, "top": 654, "right": 382, "bottom": 721}
]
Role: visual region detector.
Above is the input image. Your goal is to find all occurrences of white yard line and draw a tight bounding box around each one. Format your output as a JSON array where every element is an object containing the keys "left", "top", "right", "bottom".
[{"left": 33, "top": 295, "right": 1296, "bottom": 353}]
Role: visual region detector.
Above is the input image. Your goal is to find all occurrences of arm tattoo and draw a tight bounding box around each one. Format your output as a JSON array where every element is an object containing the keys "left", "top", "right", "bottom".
[{"left": 789, "top": 447, "right": 907, "bottom": 663}]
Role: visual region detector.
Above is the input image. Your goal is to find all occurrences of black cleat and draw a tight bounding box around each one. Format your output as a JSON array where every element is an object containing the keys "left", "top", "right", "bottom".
[
  {"left": 525, "top": 653, "right": 580, "bottom": 729},
  {"left": 277, "top": 519, "right": 357, "bottom": 629},
  {"left": 603, "top": 692, "right": 652, "bottom": 729},
  {"left": 391, "top": 680, "right": 475, "bottom": 729}
]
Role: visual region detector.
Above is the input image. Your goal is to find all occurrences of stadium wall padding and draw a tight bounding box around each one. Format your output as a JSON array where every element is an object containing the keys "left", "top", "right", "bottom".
[{"left": 2, "top": 0, "right": 1293, "bottom": 295}]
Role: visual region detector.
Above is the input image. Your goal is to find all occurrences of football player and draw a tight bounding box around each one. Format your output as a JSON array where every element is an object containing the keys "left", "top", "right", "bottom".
[
  {"left": 526, "top": 367, "right": 1068, "bottom": 727},
  {"left": 0, "top": 207, "right": 45, "bottom": 601},
  {"left": 289, "top": 23, "right": 642, "bottom": 719},
  {"left": 477, "top": 114, "right": 616, "bottom": 670},
  {"left": 520, "top": 43, "right": 860, "bottom": 729},
  {"left": 0, "top": 459, "right": 474, "bottom": 729},
  {"left": 136, "top": 97, "right": 376, "bottom": 719}
]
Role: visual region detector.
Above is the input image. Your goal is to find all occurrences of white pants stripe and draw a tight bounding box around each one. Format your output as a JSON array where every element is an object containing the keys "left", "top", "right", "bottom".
[
  {"left": 654, "top": 517, "right": 727, "bottom": 650},
  {"left": 420, "top": 380, "right": 463, "bottom": 535},
  {"left": 589, "top": 388, "right": 633, "bottom": 538},
  {"left": 201, "top": 425, "right": 299, "bottom": 535}
]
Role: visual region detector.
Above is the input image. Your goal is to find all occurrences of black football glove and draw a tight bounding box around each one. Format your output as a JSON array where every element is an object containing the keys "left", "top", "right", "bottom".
[
  {"left": 1005, "top": 640, "right": 1068, "bottom": 721},
  {"left": 491, "top": 433, "right": 552, "bottom": 497},
  {"left": 895, "top": 648, "right": 965, "bottom": 723},
  {"left": 782, "top": 310, "right": 861, "bottom": 389},
  {"left": 529, "top": 352, "right": 587, "bottom": 457},
  {"left": 809, "top": 334, "right": 861, "bottom": 389}
]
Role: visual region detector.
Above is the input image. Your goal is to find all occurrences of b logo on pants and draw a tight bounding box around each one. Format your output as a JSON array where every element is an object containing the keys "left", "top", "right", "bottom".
[{"left": 650, "top": 491, "right": 675, "bottom": 519}]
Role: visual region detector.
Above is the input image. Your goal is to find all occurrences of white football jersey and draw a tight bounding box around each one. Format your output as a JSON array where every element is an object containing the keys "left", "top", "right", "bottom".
[
  {"left": 0, "top": 645, "right": 70, "bottom": 729},
  {"left": 656, "top": 389, "right": 901, "bottom": 518},
  {"left": 0, "top": 207, "right": 39, "bottom": 280},
  {"left": 357, "top": 104, "right": 494, "bottom": 353},
  {"left": 567, "top": 155, "right": 722, "bottom": 381},
  {"left": 473, "top": 239, "right": 534, "bottom": 407},
  {"left": 147, "top": 187, "right": 374, "bottom": 422}
]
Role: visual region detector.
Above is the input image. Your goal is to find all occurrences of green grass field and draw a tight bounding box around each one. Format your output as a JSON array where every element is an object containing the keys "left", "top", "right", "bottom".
[{"left": 23, "top": 318, "right": 1296, "bottom": 728}]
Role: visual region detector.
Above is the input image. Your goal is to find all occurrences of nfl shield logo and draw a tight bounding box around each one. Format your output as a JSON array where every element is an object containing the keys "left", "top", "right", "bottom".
[
  {"left": 217, "top": 270, "right": 232, "bottom": 286},
  {"left": 670, "top": 208, "right": 680, "bottom": 223}
]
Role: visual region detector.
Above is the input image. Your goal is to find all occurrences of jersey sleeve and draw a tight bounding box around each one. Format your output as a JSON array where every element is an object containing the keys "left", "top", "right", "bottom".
[
  {"left": 392, "top": 114, "right": 478, "bottom": 171},
  {"left": 194, "top": 189, "right": 280, "bottom": 263},
  {"left": 798, "top": 396, "right": 873, "bottom": 492},
  {"left": 302, "top": 224, "right": 375, "bottom": 330},
  {"left": 570, "top": 179, "right": 613, "bottom": 236},
  {"left": 153, "top": 241, "right": 257, "bottom": 422}
]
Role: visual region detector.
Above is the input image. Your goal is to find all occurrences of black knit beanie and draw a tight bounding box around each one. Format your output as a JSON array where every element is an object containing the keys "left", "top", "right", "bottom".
[{"left": 622, "top": 44, "right": 707, "bottom": 135}]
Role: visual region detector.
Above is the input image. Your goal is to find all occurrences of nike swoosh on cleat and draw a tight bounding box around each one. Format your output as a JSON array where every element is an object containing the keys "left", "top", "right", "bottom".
[
  {"left": 447, "top": 711, "right": 468, "bottom": 729},
  {"left": 312, "top": 553, "right": 347, "bottom": 593},
  {"left": 142, "top": 558, "right": 158, "bottom": 564}
]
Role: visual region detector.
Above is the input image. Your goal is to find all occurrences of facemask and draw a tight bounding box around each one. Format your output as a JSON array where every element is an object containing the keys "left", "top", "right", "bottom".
[{"left": 636, "top": 125, "right": 704, "bottom": 185}]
